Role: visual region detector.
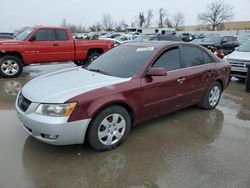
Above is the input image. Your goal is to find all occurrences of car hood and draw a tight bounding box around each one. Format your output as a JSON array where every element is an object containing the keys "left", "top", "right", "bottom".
[
  {"left": 227, "top": 51, "right": 250, "bottom": 61},
  {"left": 0, "top": 39, "right": 22, "bottom": 46},
  {"left": 21, "top": 67, "right": 130, "bottom": 103}
]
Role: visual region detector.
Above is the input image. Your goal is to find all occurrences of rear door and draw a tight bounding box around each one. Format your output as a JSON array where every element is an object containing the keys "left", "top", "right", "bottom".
[
  {"left": 179, "top": 45, "right": 217, "bottom": 105},
  {"left": 141, "top": 46, "right": 190, "bottom": 120}
]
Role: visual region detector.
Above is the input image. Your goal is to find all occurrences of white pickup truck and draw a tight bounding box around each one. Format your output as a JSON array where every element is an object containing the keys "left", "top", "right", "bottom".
[{"left": 224, "top": 39, "right": 250, "bottom": 80}]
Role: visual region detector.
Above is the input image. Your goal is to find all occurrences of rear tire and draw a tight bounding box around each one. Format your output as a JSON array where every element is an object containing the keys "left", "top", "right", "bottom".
[
  {"left": 199, "top": 81, "right": 222, "bottom": 110},
  {"left": 0, "top": 56, "right": 23, "bottom": 78},
  {"left": 87, "top": 105, "right": 131, "bottom": 151}
]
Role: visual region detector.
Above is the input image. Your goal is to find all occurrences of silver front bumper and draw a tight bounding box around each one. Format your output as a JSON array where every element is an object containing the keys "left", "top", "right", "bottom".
[{"left": 16, "top": 94, "right": 91, "bottom": 145}]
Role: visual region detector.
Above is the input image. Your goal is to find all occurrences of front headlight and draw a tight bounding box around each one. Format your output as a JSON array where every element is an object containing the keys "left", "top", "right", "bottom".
[
  {"left": 35, "top": 102, "right": 77, "bottom": 117},
  {"left": 223, "top": 55, "right": 229, "bottom": 60}
]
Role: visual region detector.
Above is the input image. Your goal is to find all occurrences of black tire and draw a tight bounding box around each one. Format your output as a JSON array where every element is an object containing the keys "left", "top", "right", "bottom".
[
  {"left": 199, "top": 81, "right": 222, "bottom": 110},
  {"left": 0, "top": 56, "right": 23, "bottom": 78},
  {"left": 87, "top": 51, "right": 101, "bottom": 63},
  {"left": 87, "top": 105, "right": 131, "bottom": 151}
]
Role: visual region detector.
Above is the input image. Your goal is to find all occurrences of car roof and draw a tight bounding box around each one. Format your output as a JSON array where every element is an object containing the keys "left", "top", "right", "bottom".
[
  {"left": 123, "top": 41, "right": 184, "bottom": 49},
  {"left": 33, "top": 26, "right": 69, "bottom": 30}
]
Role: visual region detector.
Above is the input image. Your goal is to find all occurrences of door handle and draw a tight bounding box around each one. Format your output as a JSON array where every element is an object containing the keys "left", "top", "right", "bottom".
[
  {"left": 53, "top": 44, "right": 59, "bottom": 46},
  {"left": 177, "top": 77, "right": 186, "bottom": 83}
]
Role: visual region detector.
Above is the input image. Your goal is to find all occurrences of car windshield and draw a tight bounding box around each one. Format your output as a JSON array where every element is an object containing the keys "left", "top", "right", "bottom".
[
  {"left": 16, "top": 28, "right": 34, "bottom": 41},
  {"left": 203, "top": 36, "right": 222, "bottom": 43},
  {"left": 238, "top": 36, "right": 250, "bottom": 45},
  {"left": 238, "top": 40, "right": 250, "bottom": 52},
  {"left": 86, "top": 45, "right": 156, "bottom": 78}
]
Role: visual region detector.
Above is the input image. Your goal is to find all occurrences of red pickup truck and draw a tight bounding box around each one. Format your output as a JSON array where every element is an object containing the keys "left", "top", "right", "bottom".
[{"left": 0, "top": 26, "right": 114, "bottom": 78}]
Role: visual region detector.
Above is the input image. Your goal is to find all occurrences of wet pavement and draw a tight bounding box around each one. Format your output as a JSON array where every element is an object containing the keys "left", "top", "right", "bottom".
[{"left": 0, "top": 63, "right": 250, "bottom": 188}]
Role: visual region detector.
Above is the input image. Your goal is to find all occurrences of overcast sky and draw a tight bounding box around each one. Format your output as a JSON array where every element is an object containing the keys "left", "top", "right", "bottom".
[{"left": 1, "top": 0, "right": 250, "bottom": 32}]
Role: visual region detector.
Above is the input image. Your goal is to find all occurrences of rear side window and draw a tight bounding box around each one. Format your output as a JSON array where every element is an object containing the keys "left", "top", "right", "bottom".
[
  {"left": 56, "top": 29, "right": 68, "bottom": 40},
  {"left": 34, "top": 29, "right": 57, "bottom": 41},
  {"left": 181, "top": 46, "right": 204, "bottom": 67},
  {"left": 153, "top": 47, "right": 181, "bottom": 71}
]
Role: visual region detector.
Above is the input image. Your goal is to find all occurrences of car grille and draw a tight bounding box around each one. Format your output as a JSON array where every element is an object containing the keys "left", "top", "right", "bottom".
[
  {"left": 229, "top": 59, "right": 250, "bottom": 68},
  {"left": 18, "top": 93, "right": 31, "bottom": 112}
]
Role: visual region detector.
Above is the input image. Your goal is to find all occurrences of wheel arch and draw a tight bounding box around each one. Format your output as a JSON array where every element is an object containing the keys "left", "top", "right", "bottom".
[
  {"left": 215, "top": 79, "right": 224, "bottom": 91},
  {"left": 0, "top": 51, "right": 24, "bottom": 63},
  {"left": 87, "top": 48, "right": 104, "bottom": 56},
  {"left": 84, "top": 102, "right": 134, "bottom": 143}
]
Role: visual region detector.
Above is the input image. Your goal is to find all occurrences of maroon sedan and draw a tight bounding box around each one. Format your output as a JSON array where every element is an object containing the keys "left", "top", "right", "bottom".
[{"left": 16, "top": 42, "right": 231, "bottom": 151}]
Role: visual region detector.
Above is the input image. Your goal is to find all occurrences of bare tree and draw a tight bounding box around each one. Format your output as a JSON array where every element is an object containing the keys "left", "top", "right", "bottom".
[
  {"left": 172, "top": 12, "right": 185, "bottom": 29},
  {"left": 61, "top": 18, "right": 67, "bottom": 27},
  {"left": 197, "top": 0, "right": 234, "bottom": 31},
  {"left": 145, "top": 9, "right": 153, "bottom": 28},
  {"left": 158, "top": 8, "right": 167, "bottom": 28},
  {"left": 165, "top": 17, "right": 173, "bottom": 28},
  {"left": 138, "top": 12, "right": 145, "bottom": 28},
  {"left": 102, "top": 13, "right": 114, "bottom": 31},
  {"left": 89, "top": 23, "right": 102, "bottom": 32},
  {"left": 130, "top": 22, "right": 136, "bottom": 27},
  {"left": 115, "top": 20, "right": 128, "bottom": 32}
]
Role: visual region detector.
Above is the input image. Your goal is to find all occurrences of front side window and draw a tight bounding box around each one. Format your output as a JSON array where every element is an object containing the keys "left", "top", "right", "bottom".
[
  {"left": 181, "top": 46, "right": 204, "bottom": 67},
  {"left": 153, "top": 47, "right": 181, "bottom": 71},
  {"left": 34, "top": 29, "right": 57, "bottom": 41}
]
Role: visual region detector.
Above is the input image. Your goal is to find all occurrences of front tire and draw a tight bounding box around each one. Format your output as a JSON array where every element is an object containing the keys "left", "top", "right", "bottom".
[
  {"left": 87, "top": 105, "right": 131, "bottom": 151},
  {"left": 200, "top": 81, "right": 222, "bottom": 109},
  {"left": 0, "top": 56, "right": 23, "bottom": 78}
]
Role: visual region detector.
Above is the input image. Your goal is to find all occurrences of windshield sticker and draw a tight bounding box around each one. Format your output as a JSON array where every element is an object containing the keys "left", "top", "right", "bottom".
[{"left": 136, "top": 47, "right": 154, "bottom": 52}]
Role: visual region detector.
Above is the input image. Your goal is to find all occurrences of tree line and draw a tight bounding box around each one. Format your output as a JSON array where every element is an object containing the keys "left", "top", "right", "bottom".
[
  {"left": 62, "top": 8, "right": 185, "bottom": 33},
  {"left": 14, "top": 0, "right": 234, "bottom": 34}
]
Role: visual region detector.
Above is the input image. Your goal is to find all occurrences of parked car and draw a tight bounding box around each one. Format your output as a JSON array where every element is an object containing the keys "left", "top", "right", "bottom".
[
  {"left": 100, "top": 38, "right": 122, "bottom": 47},
  {"left": 198, "top": 35, "right": 239, "bottom": 53},
  {"left": 134, "top": 34, "right": 181, "bottom": 42},
  {"left": 115, "top": 35, "right": 133, "bottom": 42},
  {"left": 224, "top": 39, "right": 250, "bottom": 80},
  {"left": 16, "top": 42, "right": 231, "bottom": 151},
  {"left": 100, "top": 33, "right": 122, "bottom": 39},
  {"left": 0, "top": 33, "right": 15, "bottom": 40},
  {"left": 0, "top": 26, "right": 114, "bottom": 78},
  {"left": 180, "top": 33, "right": 195, "bottom": 42}
]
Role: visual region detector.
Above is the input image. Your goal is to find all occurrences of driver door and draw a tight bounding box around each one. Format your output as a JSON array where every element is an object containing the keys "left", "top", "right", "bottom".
[{"left": 140, "top": 46, "right": 189, "bottom": 120}]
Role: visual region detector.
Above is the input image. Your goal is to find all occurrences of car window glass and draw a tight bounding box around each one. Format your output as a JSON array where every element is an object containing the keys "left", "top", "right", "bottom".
[
  {"left": 203, "top": 52, "right": 214, "bottom": 64},
  {"left": 56, "top": 29, "right": 68, "bottom": 40},
  {"left": 34, "top": 29, "right": 56, "bottom": 41},
  {"left": 181, "top": 46, "right": 204, "bottom": 67},
  {"left": 150, "top": 37, "right": 159, "bottom": 41},
  {"left": 153, "top": 47, "right": 181, "bottom": 71},
  {"left": 87, "top": 45, "right": 156, "bottom": 78}
]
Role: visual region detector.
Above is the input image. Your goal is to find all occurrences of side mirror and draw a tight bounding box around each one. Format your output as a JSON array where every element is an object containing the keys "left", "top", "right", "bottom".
[
  {"left": 235, "top": 47, "right": 239, "bottom": 51},
  {"left": 146, "top": 67, "right": 167, "bottom": 77},
  {"left": 29, "top": 35, "right": 36, "bottom": 41}
]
